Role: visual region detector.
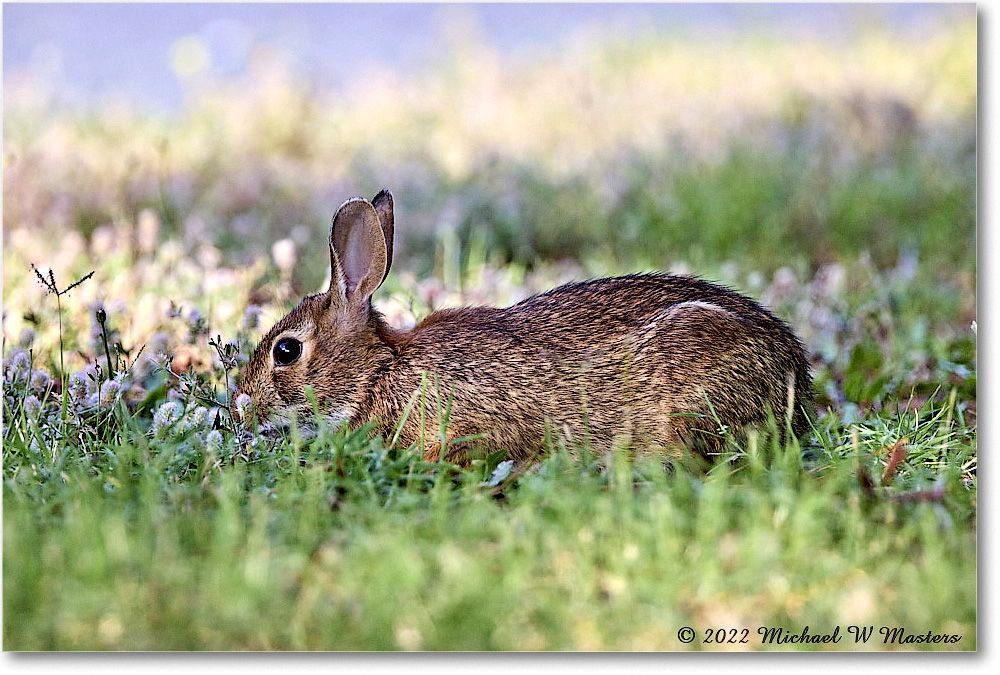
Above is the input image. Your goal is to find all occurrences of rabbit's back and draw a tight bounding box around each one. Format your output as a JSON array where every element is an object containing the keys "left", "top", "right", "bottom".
[{"left": 370, "top": 273, "right": 813, "bottom": 461}]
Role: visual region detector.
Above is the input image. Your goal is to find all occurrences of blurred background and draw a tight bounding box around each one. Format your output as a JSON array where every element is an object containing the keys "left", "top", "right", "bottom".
[
  {"left": 2, "top": 3, "right": 977, "bottom": 413},
  {"left": 4, "top": 3, "right": 965, "bottom": 111}
]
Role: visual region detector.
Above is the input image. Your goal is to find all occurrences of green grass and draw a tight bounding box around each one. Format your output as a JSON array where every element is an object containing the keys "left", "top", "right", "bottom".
[
  {"left": 0, "top": 242, "right": 978, "bottom": 651},
  {"left": 2, "top": 16, "right": 976, "bottom": 651},
  {"left": 2, "top": 395, "right": 977, "bottom": 650}
]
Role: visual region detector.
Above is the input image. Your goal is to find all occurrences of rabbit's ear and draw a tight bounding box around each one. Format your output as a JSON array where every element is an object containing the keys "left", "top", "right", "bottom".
[
  {"left": 371, "top": 189, "right": 394, "bottom": 283},
  {"left": 329, "top": 198, "right": 388, "bottom": 307}
]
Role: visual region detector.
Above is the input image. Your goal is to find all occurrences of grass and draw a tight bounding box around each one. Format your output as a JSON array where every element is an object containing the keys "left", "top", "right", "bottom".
[
  {"left": 2, "top": 392, "right": 977, "bottom": 650},
  {"left": 1, "top": 246, "right": 978, "bottom": 650},
  {"left": 2, "top": 12, "right": 977, "bottom": 651}
]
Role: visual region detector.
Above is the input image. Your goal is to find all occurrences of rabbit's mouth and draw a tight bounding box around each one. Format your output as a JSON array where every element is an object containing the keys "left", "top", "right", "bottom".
[
  {"left": 256, "top": 416, "right": 316, "bottom": 441},
  {"left": 257, "top": 419, "right": 295, "bottom": 439}
]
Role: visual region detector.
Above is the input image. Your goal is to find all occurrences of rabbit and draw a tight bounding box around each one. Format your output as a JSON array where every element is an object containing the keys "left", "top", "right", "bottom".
[{"left": 235, "top": 189, "right": 814, "bottom": 464}]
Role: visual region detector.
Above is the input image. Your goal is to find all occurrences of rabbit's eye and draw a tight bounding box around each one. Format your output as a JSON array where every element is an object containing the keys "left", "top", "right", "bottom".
[{"left": 273, "top": 337, "right": 302, "bottom": 366}]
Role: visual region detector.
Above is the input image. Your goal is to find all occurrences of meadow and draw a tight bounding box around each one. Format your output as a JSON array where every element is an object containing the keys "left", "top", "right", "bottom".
[{"left": 2, "top": 15, "right": 977, "bottom": 650}]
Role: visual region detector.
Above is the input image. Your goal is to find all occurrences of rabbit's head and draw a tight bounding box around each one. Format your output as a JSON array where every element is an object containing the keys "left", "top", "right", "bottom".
[{"left": 235, "top": 190, "right": 395, "bottom": 435}]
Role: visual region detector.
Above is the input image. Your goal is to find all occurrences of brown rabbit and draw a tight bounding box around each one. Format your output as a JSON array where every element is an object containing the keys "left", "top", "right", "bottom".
[{"left": 236, "top": 190, "right": 814, "bottom": 464}]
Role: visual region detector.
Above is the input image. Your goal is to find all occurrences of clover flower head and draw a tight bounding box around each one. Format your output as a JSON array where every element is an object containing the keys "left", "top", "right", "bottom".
[
  {"left": 5, "top": 348, "right": 30, "bottom": 382},
  {"left": 23, "top": 394, "right": 42, "bottom": 419},
  {"left": 235, "top": 393, "right": 252, "bottom": 419},
  {"left": 30, "top": 369, "right": 51, "bottom": 393},
  {"left": 189, "top": 405, "right": 210, "bottom": 430},
  {"left": 99, "top": 379, "right": 122, "bottom": 407},
  {"left": 206, "top": 429, "right": 224, "bottom": 454},
  {"left": 152, "top": 400, "right": 184, "bottom": 438},
  {"left": 68, "top": 370, "right": 92, "bottom": 403}
]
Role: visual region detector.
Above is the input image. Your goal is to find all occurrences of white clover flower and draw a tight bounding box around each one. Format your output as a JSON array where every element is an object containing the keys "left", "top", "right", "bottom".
[
  {"left": 5, "top": 349, "right": 30, "bottom": 382},
  {"left": 234, "top": 393, "right": 252, "bottom": 420},
  {"left": 11, "top": 349, "right": 30, "bottom": 370},
  {"left": 152, "top": 400, "right": 184, "bottom": 438},
  {"left": 189, "top": 405, "right": 209, "bottom": 430},
  {"left": 23, "top": 395, "right": 42, "bottom": 419},
  {"left": 68, "top": 371, "right": 91, "bottom": 403},
  {"left": 30, "top": 369, "right": 51, "bottom": 393},
  {"left": 205, "top": 429, "right": 224, "bottom": 454},
  {"left": 99, "top": 379, "right": 122, "bottom": 408}
]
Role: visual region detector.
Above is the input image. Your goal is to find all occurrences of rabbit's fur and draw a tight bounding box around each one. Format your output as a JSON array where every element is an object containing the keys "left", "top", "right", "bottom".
[{"left": 236, "top": 190, "right": 814, "bottom": 463}]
